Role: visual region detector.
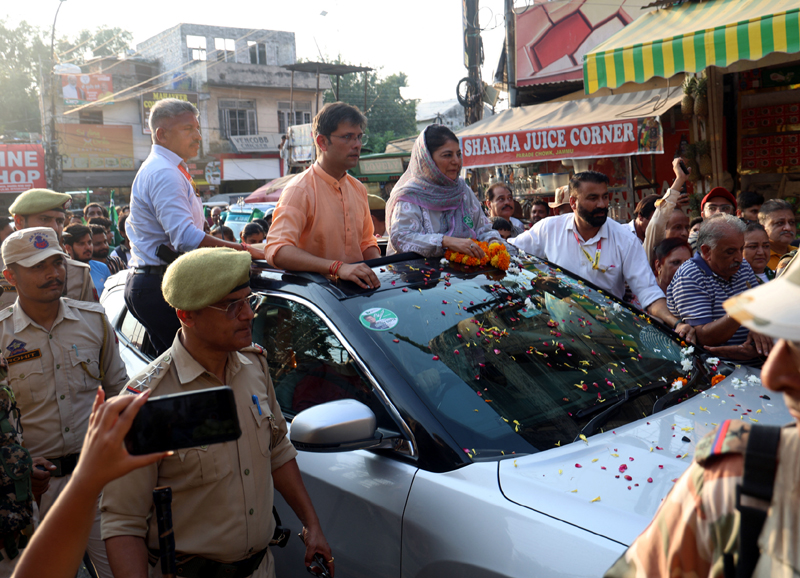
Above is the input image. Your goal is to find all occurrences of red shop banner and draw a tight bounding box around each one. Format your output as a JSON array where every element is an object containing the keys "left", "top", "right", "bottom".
[
  {"left": 0, "top": 144, "right": 47, "bottom": 193},
  {"left": 461, "top": 117, "right": 663, "bottom": 168}
]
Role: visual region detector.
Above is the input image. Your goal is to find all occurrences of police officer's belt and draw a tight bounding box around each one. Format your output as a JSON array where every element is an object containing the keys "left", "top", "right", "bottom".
[
  {"left": 48, "top": 453, "right": 80, "bottom": 478},
  {"left": 148, "top": 546, "right": 268, "bottom": 578}
]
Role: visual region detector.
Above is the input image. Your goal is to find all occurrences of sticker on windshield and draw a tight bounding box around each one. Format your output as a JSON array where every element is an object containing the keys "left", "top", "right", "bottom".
[{"left": 359, "top": 307, "right": 399, "bottom": 331}]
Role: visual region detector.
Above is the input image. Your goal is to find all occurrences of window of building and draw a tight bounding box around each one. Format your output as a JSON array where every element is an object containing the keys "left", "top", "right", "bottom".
[
  {"left": 248, "top": 41, "right": 267, "bottom": 65},
  {"left": 186, "top": 35, "right": 207, "bottom": 61},
  {"left": 214, "top": 38, "right": 236, "bottom": 62},
  {"left": 219, "top": 99, "right": 257, "bottom": 138},
  {"left": 277, "top": 101, "right": 312, "bottom": 133},
  {"left": 78, "top": 109, "right": 103, "bottom": 125}
]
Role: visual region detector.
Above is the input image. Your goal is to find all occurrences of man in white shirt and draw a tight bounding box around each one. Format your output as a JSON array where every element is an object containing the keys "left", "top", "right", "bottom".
[
  {"left": 485, "top": 183, "right": 525, "bottom": 235},
  {"left": 126, "top": 99, "right": 263, "bottom": 354},
  {"left": 511, "top": 171, "right": 694, "bottom": 342}
]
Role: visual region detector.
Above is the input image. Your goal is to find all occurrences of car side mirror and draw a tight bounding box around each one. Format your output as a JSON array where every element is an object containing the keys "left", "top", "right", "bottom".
[{"left": 289, "top": 399, "right": 398, "bottom": 452}]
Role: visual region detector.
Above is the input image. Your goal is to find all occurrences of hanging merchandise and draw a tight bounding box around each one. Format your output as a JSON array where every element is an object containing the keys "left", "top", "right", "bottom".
[{"left": 682, "top": 77, "right": 697, "bottom": 119}]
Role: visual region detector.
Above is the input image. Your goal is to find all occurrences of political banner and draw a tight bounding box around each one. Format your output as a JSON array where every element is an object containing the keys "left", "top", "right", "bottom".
[
  {"left": 58, "top": 124, "right": 134, "bottom": 171},
  {"left": 461, "top": 117, "right": 663, "bottom": 168},
  {"left": 61, "top": 73, "right": 114, "bottom": 105}
]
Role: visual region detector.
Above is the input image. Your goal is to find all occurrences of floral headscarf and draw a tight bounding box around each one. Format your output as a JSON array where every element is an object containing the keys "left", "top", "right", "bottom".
[{"left": 385, "top": 126, "right": 478, "bottom": 239}]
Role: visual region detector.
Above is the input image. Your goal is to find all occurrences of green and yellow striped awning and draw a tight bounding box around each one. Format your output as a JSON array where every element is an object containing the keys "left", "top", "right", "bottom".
[{"left": 583, "top": 0, "right": 800, "bottom": 94}]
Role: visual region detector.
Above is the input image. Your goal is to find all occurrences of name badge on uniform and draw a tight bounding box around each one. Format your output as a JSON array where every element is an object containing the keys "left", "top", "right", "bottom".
[{"left": 6, "top": 350, "right": 41, "bottom": 366}]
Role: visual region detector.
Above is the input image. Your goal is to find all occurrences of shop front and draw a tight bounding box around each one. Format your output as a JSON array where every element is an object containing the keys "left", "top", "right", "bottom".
[
  {"left": 583, "top": 0, "right": 800, "bottom": 215},
  {"left": 457, "top": 87, "right": 685, "bottom": 223}
]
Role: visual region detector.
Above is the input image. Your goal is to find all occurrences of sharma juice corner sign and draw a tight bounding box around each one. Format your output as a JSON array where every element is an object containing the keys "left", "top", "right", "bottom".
[{"left": 461, "top": 117, "right": 663, "bottom": 168}]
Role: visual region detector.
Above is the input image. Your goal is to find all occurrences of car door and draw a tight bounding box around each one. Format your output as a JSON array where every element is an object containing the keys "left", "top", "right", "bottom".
[{"left": 252, "top": 293, "right": 418, "bottom": 578}]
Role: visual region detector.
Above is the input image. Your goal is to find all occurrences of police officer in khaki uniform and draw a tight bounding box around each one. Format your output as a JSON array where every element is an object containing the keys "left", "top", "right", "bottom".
[
  {"left": 0, "top": 227, "right": 128, "bottom": 578},
  {"left": 101, "top": 247, "right": 333, "bottom": 578},
  {"left": 0, "top": 189, "right": 98, "bottom": 309}
]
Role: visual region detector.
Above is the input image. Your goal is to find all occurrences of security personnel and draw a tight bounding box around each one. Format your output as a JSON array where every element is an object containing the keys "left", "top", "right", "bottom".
[
  {"left": 101, "top": 248, "right": 333, "bottom": 578},
  {"left": 604, "top": 254, "right": 800, "bottom": 578},
  {"left": 0, "top": 188, "right": 97, "bottom": 309},
  {"left": 0, "top": 227, "right": 128, "bottom": 578}
]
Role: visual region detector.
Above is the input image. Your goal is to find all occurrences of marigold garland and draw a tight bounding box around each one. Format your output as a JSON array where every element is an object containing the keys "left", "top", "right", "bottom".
[
  {"left": 444, "top": 239, "right": 511, "bottom": 271},
  {"left": 711, "top": 374, "right": 725, "bottom": 386}
]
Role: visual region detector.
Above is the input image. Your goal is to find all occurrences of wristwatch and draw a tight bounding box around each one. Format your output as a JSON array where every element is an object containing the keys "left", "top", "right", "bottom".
[{"left": 672, "top": 318, "right": 686, "bottom": 330}]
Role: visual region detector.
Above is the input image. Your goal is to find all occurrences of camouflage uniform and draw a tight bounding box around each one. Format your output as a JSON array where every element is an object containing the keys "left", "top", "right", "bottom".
[{"left": 604, "top": 419, "right": 800, "bottom": 578}]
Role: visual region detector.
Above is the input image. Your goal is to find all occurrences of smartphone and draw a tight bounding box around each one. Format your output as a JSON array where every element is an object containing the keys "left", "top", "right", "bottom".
[{"left": 125, "top": 386, "right": 242, "bottom": 455}]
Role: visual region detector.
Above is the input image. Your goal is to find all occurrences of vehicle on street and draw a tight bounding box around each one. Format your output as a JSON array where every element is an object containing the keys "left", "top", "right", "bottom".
[{"left": 101, "top": 252, "right": 790, "bottom": 578}]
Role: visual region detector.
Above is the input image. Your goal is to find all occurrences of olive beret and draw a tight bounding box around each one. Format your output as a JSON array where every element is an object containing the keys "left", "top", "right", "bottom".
[
  {"left": 162, "top": 248, "right": 252, "bottom": 311},
  {"left": 9, "top": 189, "right": 72, "bottom": 216},
  {"left": 367, "top": 194, "right": 386, "bottom": 210}
]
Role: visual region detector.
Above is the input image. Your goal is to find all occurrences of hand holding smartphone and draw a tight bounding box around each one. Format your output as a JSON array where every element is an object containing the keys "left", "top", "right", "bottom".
[{"left": 124, "top": 386, "right": 242, "bottom": 455}]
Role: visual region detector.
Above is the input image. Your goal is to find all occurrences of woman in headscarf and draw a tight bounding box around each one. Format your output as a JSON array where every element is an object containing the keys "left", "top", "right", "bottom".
[{"left": 386, "top": 125, "right": 504, "bottom": 258}]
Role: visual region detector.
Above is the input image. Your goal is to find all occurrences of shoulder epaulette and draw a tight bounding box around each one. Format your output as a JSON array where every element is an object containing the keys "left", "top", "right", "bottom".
[
  {"left": 123, "top": 349, "right": 175, "bottom": 396},
  {"left": 0, "top": 307, "right": 13, "bottom": 323},
  {"left": 695, "top": 419, "right": 751, "bottom": 466},
  {"left": 240, "top": 343, "right": 268, "bottom": 359},
  {"left": 62, "top": 297, "right": 106, "bottom": 314}
]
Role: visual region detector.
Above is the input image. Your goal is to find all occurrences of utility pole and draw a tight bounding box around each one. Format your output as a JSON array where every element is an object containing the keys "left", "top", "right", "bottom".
[
  {"left": 48, "top": 0, "right": 67, "bottom": 192},
  {"left": 504, "top": 0, "right": 517, "bottom": 108},
  {"left": 463, "top": 0, "right": 483, "bottom": 127}
]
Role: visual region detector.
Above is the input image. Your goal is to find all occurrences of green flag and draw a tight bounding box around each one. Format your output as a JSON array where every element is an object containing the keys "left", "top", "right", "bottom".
[{"left": 109, "top": 190, "right": 123, "bottom": 246}]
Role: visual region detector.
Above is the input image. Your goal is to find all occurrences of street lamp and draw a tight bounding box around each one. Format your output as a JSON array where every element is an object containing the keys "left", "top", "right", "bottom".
[{"left": 48, "top": 0, "right": 67, "bottom": 191}]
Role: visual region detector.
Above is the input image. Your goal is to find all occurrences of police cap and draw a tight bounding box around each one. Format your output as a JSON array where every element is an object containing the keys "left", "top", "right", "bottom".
[
  {"left": 162, "top": 248, "right": 251, "bottom": 311},
  {"left": 9, "top": 189, "right": 72, "bottom": 216}
]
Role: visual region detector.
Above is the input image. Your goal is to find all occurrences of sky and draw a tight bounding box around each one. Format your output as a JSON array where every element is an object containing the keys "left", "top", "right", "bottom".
[{"left": 7, "top": 0, "right": 510, "bottom": 104}]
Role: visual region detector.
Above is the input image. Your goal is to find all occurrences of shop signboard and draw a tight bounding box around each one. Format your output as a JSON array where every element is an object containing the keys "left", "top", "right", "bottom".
[
  {"left": 58, "top": 124, "right": 134, "bottom": 171},
  {"left": 0, "top": 144, "right": 46, "bottom": 193},
  {"left": 358, "top": 158, "right": 404, "bottom": 175},
  {"left": 515, "top": 0, "right": 650, "bottom": 88},
  {"left": 61, "top": 73, "right": 114, "bottom": 105},
  {"left": 229, "top": 134, "right": 282, "bottom": 153},
  {"left": 461, "top": 117, "right": 663, "bottom": 168},
  {"left": 141, "top": 92, "right": 199, "bottom": 134}
]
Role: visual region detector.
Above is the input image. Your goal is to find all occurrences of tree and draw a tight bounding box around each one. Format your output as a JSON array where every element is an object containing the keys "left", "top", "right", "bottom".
[
  {"left": 323, "top": 61, "right": 417, "bottom": 154},
  {"left": 0, "top": 20, "right": 49, "bottom": 135},
  {"left": 0, "top": 21, "right": 132, "bottom": 136}
]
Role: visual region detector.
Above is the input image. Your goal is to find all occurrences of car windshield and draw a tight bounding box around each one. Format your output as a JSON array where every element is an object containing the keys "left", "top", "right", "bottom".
[{"left": 344, "top": 257, "right": 707, "bottom": 460}]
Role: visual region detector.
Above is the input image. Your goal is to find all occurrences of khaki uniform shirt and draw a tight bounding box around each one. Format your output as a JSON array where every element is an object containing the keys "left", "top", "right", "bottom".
[
  {"left": 604, "top": 420, "right": 800, "bottom": 578},
  {"left": 100, "top": 333, "right": 298, "bottom": 564},
  {"left": 0, "top": 298, "right": 128, "bottom": 458},
  {"left": 0, "top": 255, "right": 97, "bottom": 310}
]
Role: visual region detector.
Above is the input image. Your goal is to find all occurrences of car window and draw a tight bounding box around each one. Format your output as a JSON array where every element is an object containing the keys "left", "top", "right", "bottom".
[
  {"left": 343, "top": 258, "right": 709, "bottom": 459},
  {"left": 251, "top": 295, "right": 395, "bottom": 428},
  {"left": 120, "top": 310, "right": 148, "bottom": 351}
]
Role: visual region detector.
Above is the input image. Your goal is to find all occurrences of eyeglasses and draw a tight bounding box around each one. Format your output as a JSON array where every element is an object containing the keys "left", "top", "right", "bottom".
[
  {"left": 207, "top": 294, "right": 261, "bottom": 319},
  {"left": 327, "top": 133, "right": 368, "bottom": 145},
  {"left": 705, "top": 204, "right": 734, "bottom": 214}
]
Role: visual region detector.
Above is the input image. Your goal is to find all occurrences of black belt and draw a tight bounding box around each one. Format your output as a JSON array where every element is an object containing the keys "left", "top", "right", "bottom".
[
  {"left": 149, "top": 547, "right": 268, "bottom": 578},
  {"left": 48, "top": 453, "right": 80, "bottom": 478},
  {"left": 133, "top": 266, "right": 168, "bottom": 276}
]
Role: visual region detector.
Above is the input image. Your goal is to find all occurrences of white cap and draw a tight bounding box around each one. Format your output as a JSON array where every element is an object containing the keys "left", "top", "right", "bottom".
[{"left": 1, "top": 227, "right": 66, "bottom": 269}]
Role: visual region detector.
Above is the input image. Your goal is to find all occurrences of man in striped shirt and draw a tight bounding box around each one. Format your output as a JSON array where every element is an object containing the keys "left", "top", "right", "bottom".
[{"left": 667, "top": 214, "right": 772, "bottom": 363}]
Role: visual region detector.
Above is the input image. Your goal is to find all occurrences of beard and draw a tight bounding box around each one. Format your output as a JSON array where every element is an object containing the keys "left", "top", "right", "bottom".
[{"left": 576, "top": 202, "right": 608, "bottom": 228}]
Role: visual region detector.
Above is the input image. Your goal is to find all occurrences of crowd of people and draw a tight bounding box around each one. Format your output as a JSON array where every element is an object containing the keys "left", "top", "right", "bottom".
[{"left": 0, "top": 94, "right": 799, "bottom": 578}]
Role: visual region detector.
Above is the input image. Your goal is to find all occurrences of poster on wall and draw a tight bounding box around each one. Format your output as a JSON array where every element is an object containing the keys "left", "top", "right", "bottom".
[
  {"left": 0, "top": 144, "right": 46, "bottom": 193},
  {"left": 461, "top": 117, "right": 663, "bottom": 168},
  {"left": 141, "top": 91, "right": 199, "bottom": 134},
  {"left": 61, "top": 73, "right": 114, "bottom": 105},
  {"left": 58, "top": 124, "right": 134, "bottom": 171},
  {"left": 515, "top": 0, "right": 651, "bottom": 88}
]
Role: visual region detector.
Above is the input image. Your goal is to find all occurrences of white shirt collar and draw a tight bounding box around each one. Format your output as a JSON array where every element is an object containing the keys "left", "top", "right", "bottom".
[
  {"left": 152, "top": 144, "right": 185, "bottom": 168},
  {"left": 565, "top": 215, "right": 609, "bottom": 245}
]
